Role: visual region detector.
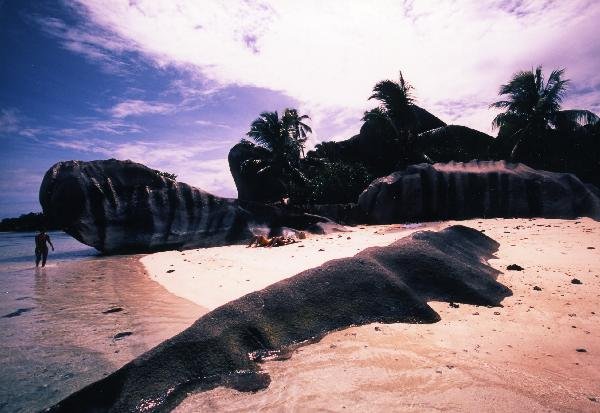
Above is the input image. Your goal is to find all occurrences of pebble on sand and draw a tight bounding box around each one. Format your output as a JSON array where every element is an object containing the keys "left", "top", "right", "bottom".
[
  {"left": 102, "top": 307, "right": 123, "bottom": 314},
  {"left": 114, "top": 331, "right": 133, "bottom": 340}
]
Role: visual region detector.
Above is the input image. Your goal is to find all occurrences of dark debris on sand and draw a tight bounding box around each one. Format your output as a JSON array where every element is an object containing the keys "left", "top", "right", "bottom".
[
  {"left": 113, "top": 332, "right": 133, "bottom": 340},
  {"left": 102, "top": 307, "right": 124, "bottom": 314},
  {"left": 2, "top": 307, "right": 35, "bottom": 318},
  {"left": 507, "top": 264, "right": 524, "bottom": 271},
  {"left": 46, "top": 225, "right": 512, "bottom": 413}
]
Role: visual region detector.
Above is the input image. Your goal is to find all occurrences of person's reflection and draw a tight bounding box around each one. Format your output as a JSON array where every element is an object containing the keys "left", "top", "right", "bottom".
[{"left": 34, "top": 266, "right": 48, "bottom": 302}]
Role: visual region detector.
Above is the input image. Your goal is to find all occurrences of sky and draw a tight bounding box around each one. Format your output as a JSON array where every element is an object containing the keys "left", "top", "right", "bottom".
[{"left": 1, "top": 0, "right": 599, "bottom": 218}]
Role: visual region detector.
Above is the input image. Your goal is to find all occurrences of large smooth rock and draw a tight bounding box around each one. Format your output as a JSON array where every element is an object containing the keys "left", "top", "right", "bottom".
[
  {"left": 47, "top": 226, "right": 510, "bottom": 412},
  {"left": 416, "top": 125, "right": 493, "bottom": 163},
  {"left": 358, "top": 161, "right": 600, "bottom": 223},
  {"left": 228, "top": 141, "right": 285, "bottom": 203},
  {"left": 40, "top": 159, "right": 326, "bottom": 253}
]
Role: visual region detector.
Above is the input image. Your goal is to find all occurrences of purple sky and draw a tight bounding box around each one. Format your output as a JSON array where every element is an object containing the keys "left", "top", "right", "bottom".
[{"left": 1, "top": 0, "right": 599, "bottom": 217}]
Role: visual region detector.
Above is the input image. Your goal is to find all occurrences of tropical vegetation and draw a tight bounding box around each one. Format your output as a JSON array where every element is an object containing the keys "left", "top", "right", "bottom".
[
  {"left": 230, "top": 66, "right": 600, "bottom": 206},
  {"left": 491, "top": 66, "right": 599, "bottom": 167}
]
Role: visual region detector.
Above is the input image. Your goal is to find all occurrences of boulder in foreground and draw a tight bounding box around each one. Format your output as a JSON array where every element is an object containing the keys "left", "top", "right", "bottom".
[
  {"left": 358, "top": 161, "right": 600, "bottom": 224},
  {"left": 47, "top": 225, "right": 510, "bottom": 412}
]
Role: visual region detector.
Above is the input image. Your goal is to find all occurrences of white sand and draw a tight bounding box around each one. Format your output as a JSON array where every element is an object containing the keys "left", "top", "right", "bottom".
[
  {"left": 141, "top": 222, "right": 439, "bottom": 310},
  {"left": 141, "top": 217, "right": 600, "bottom": 412}
]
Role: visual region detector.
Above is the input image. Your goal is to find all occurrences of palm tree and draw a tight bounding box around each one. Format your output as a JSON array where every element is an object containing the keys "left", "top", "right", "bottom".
[
  {"left": 282, "top": 108, "right": 312, "bottom": 157},
  {"left": 491, "top": 66, "right": 598, "bottom": 162},
  {"left": 243, "top": 109, "right": 311, "bottom": 197},
  {"left": 366, "top": 71, "right": 431, "bottom": 166},
  {"left": 369, "top": 72, "right": 416, "bottom": 135}
]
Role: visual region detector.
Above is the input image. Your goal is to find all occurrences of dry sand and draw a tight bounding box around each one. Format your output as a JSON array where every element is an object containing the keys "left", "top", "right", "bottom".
[
  {"left": 141, "top": 222, "right": 438, "bottom": 310},
  {"left": 142, "top": 218, "right": 600, "bottom": 412}
]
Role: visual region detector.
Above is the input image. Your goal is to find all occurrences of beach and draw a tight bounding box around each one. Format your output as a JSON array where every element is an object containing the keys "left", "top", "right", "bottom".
[{"left": 141, "top": 218, "right": 600, "bottom": 412}]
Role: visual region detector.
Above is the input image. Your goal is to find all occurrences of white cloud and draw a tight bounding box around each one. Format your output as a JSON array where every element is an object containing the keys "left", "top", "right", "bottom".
[
  {"left": 46, "top": 137, "right": 237, "bottom": 196},
  {"left": 0, "top": 108, "right": 20, "bottom": 134},
  {"left": 0, "top": 108, "right": 44, "bottom": 138},
  {"left": 34, "top": 14, "right": 136, "bottom": 74},
  {"left": 59, "top": 0, "right": 600, "bottom": 134},
  {"left": 109, "top": 99, "right": 175, "bottom": 118},
  {"left": 194, "top": 119, "right": 231, "bottom": 129}
]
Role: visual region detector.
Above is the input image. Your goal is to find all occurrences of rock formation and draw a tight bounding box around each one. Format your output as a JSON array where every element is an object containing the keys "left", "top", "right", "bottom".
[
  {"left": 228, "top": 141, "right": 285, "bottom": 202},
  {"left": 40, "top": 159, "right": 327, "bottom": 253},
  {"left": 416, "top": 125, "right": 493, "bottom": 163},
  {"left": 46, "top": 225, "right": 510, "bottom": 412},
  {"left": 229, "top": 106, "right": 447, "bottom": 202},
  {"left": 358, "top": 161, "right": 600, "bottom": 224}
]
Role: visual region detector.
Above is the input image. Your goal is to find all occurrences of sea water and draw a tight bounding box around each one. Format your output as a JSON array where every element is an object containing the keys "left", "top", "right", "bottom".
[
  {"left": 0, "top": 232, "right": 204, "bottom": 412},
  {"left": 0, "top": 231, "right": 97, "bottom": 272}
]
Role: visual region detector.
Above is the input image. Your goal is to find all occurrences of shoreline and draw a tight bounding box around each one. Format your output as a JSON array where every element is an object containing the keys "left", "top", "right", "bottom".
[{"left": 0, "top": 252, "right": 205, "bottom": 413}]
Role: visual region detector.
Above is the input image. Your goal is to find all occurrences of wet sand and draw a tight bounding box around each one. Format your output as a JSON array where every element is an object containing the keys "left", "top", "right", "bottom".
[
  {"left": 0, "top": 255, "right": 205, "bottom": 412},
  {"left": 146, "top": 218, "right": 600, "bottom": 412}
]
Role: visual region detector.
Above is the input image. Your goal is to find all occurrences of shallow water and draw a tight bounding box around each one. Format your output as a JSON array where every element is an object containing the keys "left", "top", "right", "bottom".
[{"left": 0, "top": 232, "right": 206, "bottom": 412}]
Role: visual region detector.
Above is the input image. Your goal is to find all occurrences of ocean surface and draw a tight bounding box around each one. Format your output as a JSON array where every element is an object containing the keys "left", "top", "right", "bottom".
[{"left": 0, "top": 231, "right": 204, "bottom": 413}]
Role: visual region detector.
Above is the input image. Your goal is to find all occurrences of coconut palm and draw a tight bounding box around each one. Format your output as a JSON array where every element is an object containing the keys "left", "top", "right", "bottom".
[
  {"left": 283, "top": 108, "right": 312, "bottom": 157},
  {"left": 491, "top": 66, "right": 598, "bottom": 161},
  {"left": 366, "top": 72, "right": 432, "bottom": 166},
  {"left": 369, "top": 72, "right": 416, "bottom": 135},
  {"left": 243, "top": 109, "right": 311, "bottom": 197}
]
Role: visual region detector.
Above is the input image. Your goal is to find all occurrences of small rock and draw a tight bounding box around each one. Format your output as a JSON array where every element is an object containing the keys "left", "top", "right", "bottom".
[
  {"left": 571, "top": 278, "right": 582, "bottom": 284},
  {"left": 114, "top": 331, "right": 133, "bottom": 340},
  {"left": 494, "top": 311, "right": 501, "bottom": 315},
  {"left": 533, "top": 286, "right": 542, "bottom": 291},
  {"left": 576, "top": 348, "right": 587, "bottom": 353},
  {"left": 166, "top": 269, "right": 175, "bottom": 273},
  {"left": 318, "top": 248, "right": 325, "bottom": 252},
  {"left": 587, "top": 246, "right": 595, "bottom": 249},
  {"left": 102, "top": 307, "right": 123, "bottom": 314},
  {"left": 588, "top": 396, "right": 597, "bottom": 402},
  {"left": 449, "top": 302, "right": 460, "bottom": 308},
  {"left": 374, "top": 326, "right": 381, "bottom": 331},
  {"left": 507, "top": 264, "right": 523, "bottom": 271}
]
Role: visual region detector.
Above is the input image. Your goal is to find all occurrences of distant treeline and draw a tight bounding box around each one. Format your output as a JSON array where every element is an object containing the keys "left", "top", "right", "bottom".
[{"left": 0, "top": 212, "right": 59, "bottom": 232}]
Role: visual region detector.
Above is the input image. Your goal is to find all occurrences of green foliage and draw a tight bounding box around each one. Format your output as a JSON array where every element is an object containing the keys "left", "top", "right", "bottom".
[{"left": 290, "top": 160, "right": 374, "bottom": 204}]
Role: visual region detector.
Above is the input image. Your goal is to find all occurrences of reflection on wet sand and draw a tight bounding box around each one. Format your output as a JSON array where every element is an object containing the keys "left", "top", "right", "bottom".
[{"left": 0, "top": 255, "right": 205, "bottom": 413}]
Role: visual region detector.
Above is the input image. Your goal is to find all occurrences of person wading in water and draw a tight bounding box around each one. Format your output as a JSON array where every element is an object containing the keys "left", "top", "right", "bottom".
[{"left": 35, "top": 229, "right": 54, "bottom": 267}]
